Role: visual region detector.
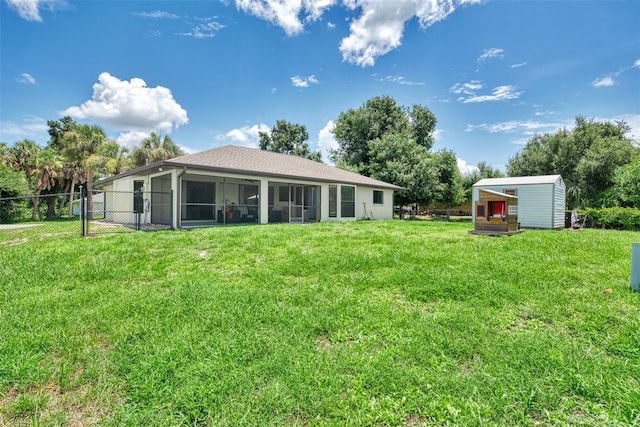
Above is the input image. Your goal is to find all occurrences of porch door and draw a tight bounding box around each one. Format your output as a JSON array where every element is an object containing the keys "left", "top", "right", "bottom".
[{"left": 289, "top": 185, "right": 304, "bottom": 223}]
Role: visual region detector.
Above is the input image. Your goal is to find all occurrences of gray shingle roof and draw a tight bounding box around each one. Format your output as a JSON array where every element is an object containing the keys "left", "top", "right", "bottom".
[{"left": 154, "top": 145, "right": 403, "bottom": 190}]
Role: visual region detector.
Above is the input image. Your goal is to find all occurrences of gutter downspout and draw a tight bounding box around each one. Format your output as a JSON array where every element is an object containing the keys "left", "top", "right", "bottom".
[{"left": 176, "top": 167, "right": 187, "bottom": 229}]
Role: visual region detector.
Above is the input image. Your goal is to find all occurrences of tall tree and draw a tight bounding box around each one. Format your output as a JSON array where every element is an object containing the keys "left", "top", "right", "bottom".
[
  {"left": 331, "top": 95, "right": 437, "bottom": 175},
  {"left": 613, "top": 158, "right": 640, "bottom": 208},
  {"left": 432, "top": 149, "right": 466, "bottom": 220},
  {"left": 0, "top": 163, "right": 30, "bottom": 220},
  {"left": 47, "top": 117, "right": 80, "bottom": 216},
  {"left": 367, "top": 130, "right": 437, "bottom": 208},
  {"left": 99, "top": 140, "right": 131, "bottom": 175},
  {"left": 32, "top": 148, "right": 63, "bottom": 219},
  {"left": 9, "top": 139, "right": 42, "bottom": 194},
  {"left": 131, "top": 132, "right": 185, "bottom": 167},
  {"left": 258, "top": 120, "right": 322, "bottom": 162},
  {"left": 63, "top": 124, "right": 108, "bottom": 218}
]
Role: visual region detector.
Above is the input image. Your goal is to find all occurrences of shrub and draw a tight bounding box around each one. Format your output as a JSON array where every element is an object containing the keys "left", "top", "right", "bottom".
[
  {"left": 0, "top": 164, "right": 29, "bottom": 221},
  {"left": 583, "top": 207, "right": 640, "bottom": 231}
]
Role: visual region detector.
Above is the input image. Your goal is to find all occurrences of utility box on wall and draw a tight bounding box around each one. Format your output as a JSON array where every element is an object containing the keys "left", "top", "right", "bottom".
[{"left": 631, "top": 243, "right": 640, "bottom": 292}]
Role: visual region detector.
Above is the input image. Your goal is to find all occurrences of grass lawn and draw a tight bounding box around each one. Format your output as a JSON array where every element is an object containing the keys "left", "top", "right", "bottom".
[{"left": 1, "top": 220, "right": 639, "bottom": 426}]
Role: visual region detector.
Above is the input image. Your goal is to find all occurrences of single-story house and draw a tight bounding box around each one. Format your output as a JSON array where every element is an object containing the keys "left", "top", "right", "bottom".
[
  {"left": 470, "top": 189, "right": 521, "bottom": 235},
  {"left": 472, "top": 175, "right": 566, "bottom": 229},
  {"left": 94, "top": 145, "right": 404, "bottom": 228}
]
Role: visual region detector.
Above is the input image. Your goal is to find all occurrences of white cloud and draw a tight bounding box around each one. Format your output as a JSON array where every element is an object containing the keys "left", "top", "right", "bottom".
[
  {"left": 219, "top": 123, "right": 270, "bottom": 148},
  {"left": 132, "top": 10, "right": 179, "bottom": 19},
  {"left": 457, "top": 158, "right": 478, "bottom": 176},
  {"left": 178, "top": 20, "right": 226, "bottom": 38},
  {"left": 339, "top": 1, "right": 416, "bottom": 67},
  {"left": 17, "top": 73, "right": 37, "bottom": 84},
  {"left": 592, "top": 76, "right": 615, "bottom": 88},
  {"left": 62, "top": 72, "right": 188, "bottom": 136},
  {"left": 378, "top": 75, "right": 424, "bottom": 85},
  {"left": 459, "top": 85, "right": 522, "bottom": 103},
  {"left": 234, "top": 0, "right": 336, "bottom": 36},
  {"left": 478, "top": 48, "right": 504, "bottom": 62},
  {"left": 510, "top": 62, "right": 526, "bottom": 68},
  {"left": 450, "top": 80, "right": 483, "bottom": 95},
  {"left": 592, "top": 59, "right": 640, "bottom": 89},
  {"left": 468, "top": 114, "right": 640, "bottom": 146},
  {"left": 115, "top": 131, "right": 149, "bottom": 149},
  {"left": 233, "top": 0, "right": 481, "bottom": 67},
  {"left": 5, "top": 0, "right": 66, "bottom": 22},
  {"left": 0, "top": 115, "right": 49, "bottom": 143},
  {"left": 327, "top": 21, "right": 336, "bottom": 29},
  {"left": 466, "top": 119, "right": 569, "bottom": 135},
  {"left": 317, "top": 120, "right": 337, "bottom": 164},
  {"left": 291, "top": 75, "right": 320, "bottom": 87}
]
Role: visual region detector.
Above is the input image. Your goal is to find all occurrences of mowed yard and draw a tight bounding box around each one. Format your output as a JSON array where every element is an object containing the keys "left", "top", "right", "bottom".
[{"left": 1, "top": 220, "right": 639, "bottom": 426}]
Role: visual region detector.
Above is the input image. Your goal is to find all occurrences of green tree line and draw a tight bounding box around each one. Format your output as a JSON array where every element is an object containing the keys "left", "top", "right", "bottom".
[
  {"left": 0, "top": 116, "right": 185, "bottom": 219},
  {"left": 506, "top": 116, "right": 639, "bottom": 209}
]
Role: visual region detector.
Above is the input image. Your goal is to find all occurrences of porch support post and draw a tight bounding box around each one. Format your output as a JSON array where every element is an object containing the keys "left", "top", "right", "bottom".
[
  {"left": 171, "top": 169, "right": 179, "bottom": 229},
  {"left": 259, "top": 178, "right": 269, "bottom": 224}
]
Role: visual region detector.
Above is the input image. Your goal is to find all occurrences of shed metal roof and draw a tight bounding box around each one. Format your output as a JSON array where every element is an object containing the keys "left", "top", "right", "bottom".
[
  {"left": 473, "top": 174, "right": 563, "bottom": 187},
  {"left": 479, "top": 189, "right": 518, "bottom": 199}
]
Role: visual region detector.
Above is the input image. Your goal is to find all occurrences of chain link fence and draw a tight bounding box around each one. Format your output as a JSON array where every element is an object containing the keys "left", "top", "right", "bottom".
[
  {"left": 0, "top": 189, "right": 174, "bottom": 241},
  {"left": 82, "top": 189, "right": 173, "bottom": 236},
  {"left": 0, "top": 192, "right": 81, "bottom": 242}
]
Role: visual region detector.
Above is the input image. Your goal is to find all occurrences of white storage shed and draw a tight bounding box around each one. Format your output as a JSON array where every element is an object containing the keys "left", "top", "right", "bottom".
[{"left": 472, "top": 175, "right": 566, "bottom": 229}]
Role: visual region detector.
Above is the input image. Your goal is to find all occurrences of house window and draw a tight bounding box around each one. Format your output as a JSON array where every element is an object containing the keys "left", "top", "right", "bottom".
[
  {"left": 373, "top": 190, "right": 383, "bottom": 205},
  {"left": 476, "top": 204, "right": 485, "bottom": 218},
  {"left": 329, "top": 185, "right": 337, "bottom": 217},
  {"left": 341, "top": 185, "right": 355, "bottom": 218},
  {"left": 268, "top": 186, "right": 274, "bottom": 205},
  {"left": 504, "top": 189, "right": 517, "bottom": 196}
]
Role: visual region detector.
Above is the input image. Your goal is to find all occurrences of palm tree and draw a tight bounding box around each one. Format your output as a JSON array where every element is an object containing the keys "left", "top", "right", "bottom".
[
  {"left": 9, "top": 140, "right": 41, "bottom": 219},
  {"left": 63, "top": 124, "right": 107, "bottom": 219},
  {"left": 131, "top": 132, "right": 185, "bottom": 167},
  {"left": 0, "top": 142, "right": 16, "bottom": 166},
  {"left": 99, "top": 140, "right": 131, "bottom": 176},
  {"left": 32, "top": 148, "right": 63, "bottom": 219}
]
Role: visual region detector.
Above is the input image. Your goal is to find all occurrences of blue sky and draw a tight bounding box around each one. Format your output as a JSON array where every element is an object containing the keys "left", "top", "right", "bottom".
[{"left": 1, "top": 0, "right": 639, "bottom": 174}]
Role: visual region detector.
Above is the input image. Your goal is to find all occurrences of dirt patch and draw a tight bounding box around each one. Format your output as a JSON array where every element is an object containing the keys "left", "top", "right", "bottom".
[
  {"left": 404, "top": 415, "right": 429, "bottom": 426},
  {"left": 0, "top": 380, "right": 111, "bottom": 426},
  {"left": 6, "top": 238, "right": 28, "bottom": 246},
  {"left": 317, "top": 335, "right": 332, "bottom": 351}
]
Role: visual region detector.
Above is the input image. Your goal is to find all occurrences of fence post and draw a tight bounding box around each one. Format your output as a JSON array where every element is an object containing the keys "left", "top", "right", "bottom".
[{"left": 80, "top": 186, "right": 85, "bottom": 236}]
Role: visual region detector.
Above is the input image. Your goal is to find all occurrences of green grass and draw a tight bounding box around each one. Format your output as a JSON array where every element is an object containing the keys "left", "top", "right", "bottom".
[{"left": 1, "top": 221, "right": 639, "bottom": 426}]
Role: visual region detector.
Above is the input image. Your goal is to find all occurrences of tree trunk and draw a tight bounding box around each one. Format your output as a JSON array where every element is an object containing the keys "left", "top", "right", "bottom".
[
  {"left": 46, "top": 196, "right": 56, "bottom": 218},
  {"left": 32, "top": 194, "right": 41, "bottom": 220},
  {"left": 87, "top": 171, "right": 94, "bottom": 221},
  {"left": 68, "top": 179, "right": 77, "bottom": 218},
  {"left": 57, "top": 181, "right": 72, "bottom": 217}
]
